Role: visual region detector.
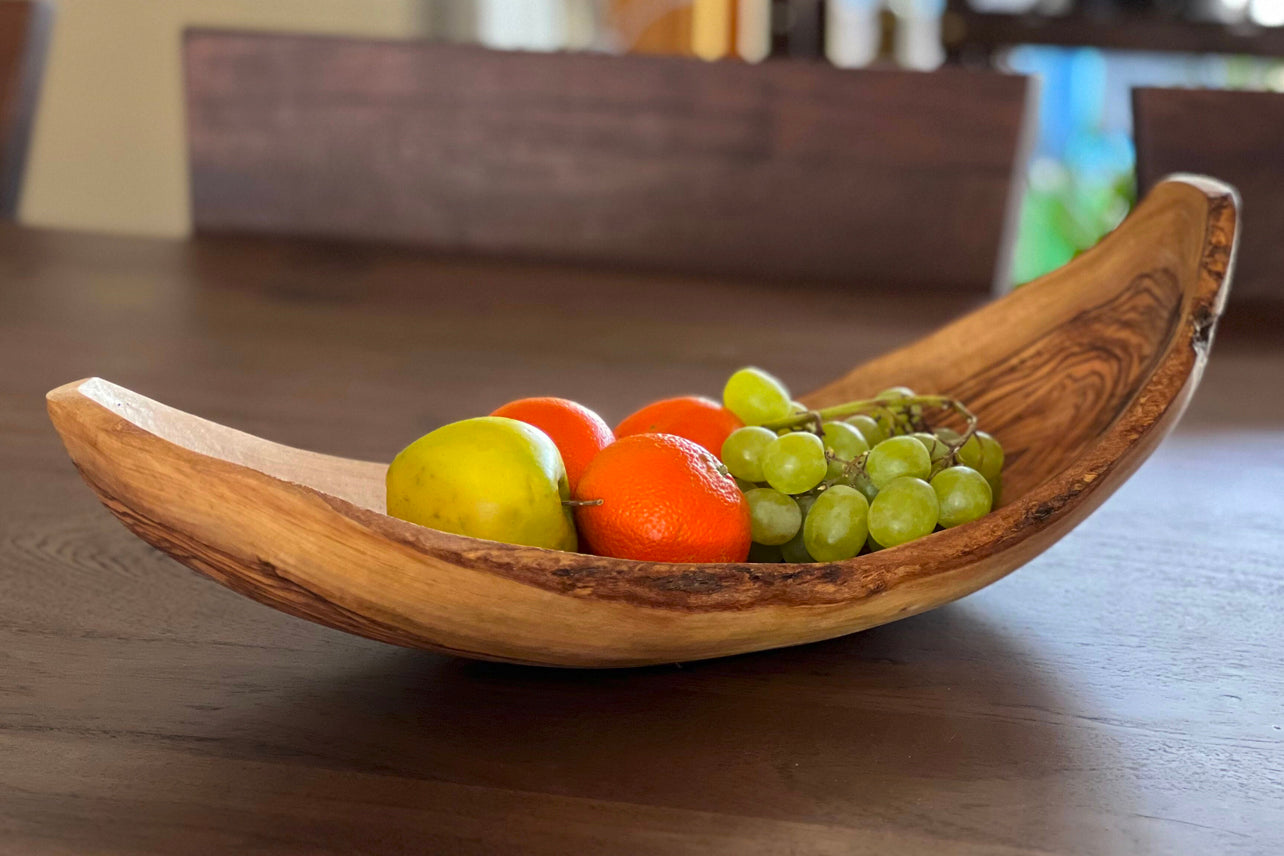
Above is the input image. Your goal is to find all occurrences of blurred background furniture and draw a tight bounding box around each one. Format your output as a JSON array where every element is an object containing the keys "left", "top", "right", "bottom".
[
  {"left": 1134, "top": 86, "right": 1284, "bottom": 305},
  {"left": 9, "top": 0, "right": 1284, "bottom": 291},
  {"left": 0, "top": 0, "right": 51, "bottom": 217},
  {"left": 895, "top": 0, "right": 1284, "bottom": 285},
  {"left": 940, "top": 2, "right": 1284, "bottom": 285},
  {"left": 184, "top": 31, "right": 1033, "bottom": 292},
  {"left": 12, "top": 0, "right": 438, "bottom": 237},
  {"left": 944, "top": 1, "right": 1284, "bottom": 61}
]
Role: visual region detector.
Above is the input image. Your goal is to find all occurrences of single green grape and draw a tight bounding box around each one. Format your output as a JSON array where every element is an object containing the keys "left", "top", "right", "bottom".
[
  {"left": 865, "top": 435, "right": 932, "bottom": 489},
  {"left": 780, "top": 527, "right": 815, "bottom": 563},
  {"left": 762, "top": 432, "right": 828, "bottom": 495},
  {"left": 745, "top": 488, "right": 803, "bottom": 546},
  {"left": 911, "top": 432, "right": 952, "bottom": 466},
  {"left": 790, "top": 400, "right": 808, "bottom": 413},
  {"left": 779, "top": 493, "right": 816, "bottom": 562},
  {"left": 877, "top": 386, "right": 916, "bottom": 400},
  {"left": 823, "top": 421, "right": 870, "bottom": 460},
  {"left": 930, "top": 466, "right": 993, "bottom": 528},
  {"left": 958, "top": 430, "right": 1004, "bottom": 484},
  {"left": 822, "top": 420, "right": 870, "bottom": 480},
  {"left": 803, "top": 485, "right": 869, "bottom": 562},
  {"left": 721, "top": 425, "right": 777, "bottom": 483},
  {"left": 848, "top": 470, "right": 880, "bottom": 504},
  {"left": 748, "top": 541, "right": 783, "bottom": 563},
  {"left": 723, "top": 367, "right": 792, "bottom": 426},
  {"left": 934, "top": 427, "right": 962, "bottom": 446},
  {"left": 845, "top": 414, "right": 888, "bottom": 447},
  {"left": 868, "top": 476, "right": 939, "bottom": 547}
]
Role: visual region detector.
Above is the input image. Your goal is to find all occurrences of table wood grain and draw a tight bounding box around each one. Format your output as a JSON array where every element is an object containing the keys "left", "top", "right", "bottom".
[{"left": 1, "top": 223, "right": 1281, "bottom": 855}]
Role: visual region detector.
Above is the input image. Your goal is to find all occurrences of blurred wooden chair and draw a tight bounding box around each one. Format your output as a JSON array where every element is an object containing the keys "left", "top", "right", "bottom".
[
  {"left": 0, "top": 0, "right": 52, "bottom": 218},
  {"left": 183, "top": 30, "right": 1035, "bottom": 292},
  {"left": 1134, "top": 87, "right": 1282, "bottom": 306}
]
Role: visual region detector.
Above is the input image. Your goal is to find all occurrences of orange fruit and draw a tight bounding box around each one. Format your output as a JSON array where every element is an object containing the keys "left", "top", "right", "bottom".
[
  {"left": 490, "top": 397, "right": 613, "bottom": 492},
  {"left": 614, "top": 396, "right": 745, "bottom": 457},
  {"left": 574, "top": 433, "right": 751, "bottom": 563}
]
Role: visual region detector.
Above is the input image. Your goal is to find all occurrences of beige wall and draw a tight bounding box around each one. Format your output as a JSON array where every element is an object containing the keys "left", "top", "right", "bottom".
[{"left": 15, "top": 0, "right": 433, "bottom": 237}]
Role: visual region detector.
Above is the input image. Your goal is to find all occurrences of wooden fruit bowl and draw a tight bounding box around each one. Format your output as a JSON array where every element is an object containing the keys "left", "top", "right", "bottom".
[{"left": 47, "top": 177, "right": 1237, "bottom": 668}]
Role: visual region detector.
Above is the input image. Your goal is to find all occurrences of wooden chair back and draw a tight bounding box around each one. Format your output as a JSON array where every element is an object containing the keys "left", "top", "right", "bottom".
[
  {"left": 184, "top": 30, "right": 1035, "bottom": 291},
  {"left": 0, "top": 0, "right": 52, "bottom": 217},
  {"left": 1134, "top": 86, "right": 1284, "bottom": 303}
]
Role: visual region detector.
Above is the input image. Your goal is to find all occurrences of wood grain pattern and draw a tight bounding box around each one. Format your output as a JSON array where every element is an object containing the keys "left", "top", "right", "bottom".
[
  {"left": 0, "top": 0, "right": 50, "bottom": 216},
  {"left": 3, "top": 218, "right": 1282, "bottom": 854},
  {"left": 184, "top": 31, "right": 1033, "bottom": 291},
  {"left": 1134, "top": 86, "right": 1284, "bottom": 304},
  {"left": 46, "top": 177, "right": 1238, "bottom": 667}
]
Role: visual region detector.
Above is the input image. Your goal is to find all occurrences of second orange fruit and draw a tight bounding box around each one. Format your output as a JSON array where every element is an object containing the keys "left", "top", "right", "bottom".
[
  {"left": 490, "top": 397, "right": 613, "bottom": 492},
  {"left": 614, "top": 396, "right": 744, "bottom": 457}
]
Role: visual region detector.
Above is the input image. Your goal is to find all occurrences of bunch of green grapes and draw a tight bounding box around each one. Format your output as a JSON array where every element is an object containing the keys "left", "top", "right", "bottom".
[{"left": 719, "top": 367, "right": 1004, "bottom": 563}]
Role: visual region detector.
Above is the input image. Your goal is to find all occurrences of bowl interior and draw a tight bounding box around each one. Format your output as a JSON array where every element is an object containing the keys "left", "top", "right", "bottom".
[{"left": 804, "top": 187, "right": 1206, "bottom": 505}]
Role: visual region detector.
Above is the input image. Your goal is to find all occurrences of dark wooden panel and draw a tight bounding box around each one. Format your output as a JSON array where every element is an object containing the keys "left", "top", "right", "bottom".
[
  {"left": 184, "top": 31, "right": 1033, "bottom": 291},
  {"left": 946, "top": 7, "right": 1284, "bottom": 59},
  {"left": 2, "top": 223, "right": 1283, "bottom": 853},
  {"left": 0, "top": 0, "right": 50, "bottom": 217},
  {"left": 1134, "top": 87, "right": 1284, "bottom": 304}
]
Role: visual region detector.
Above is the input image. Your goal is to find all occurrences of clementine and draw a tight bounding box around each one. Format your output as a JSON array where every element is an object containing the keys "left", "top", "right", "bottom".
[
  {"left": 614, "top": 396, "right": 744, "bottom": 457},
  {"left": 574, "top": 433, "right": 751, "bottom": 563},
  {"left": 490, "top": 397, "right": 613, "bottom": 492}
]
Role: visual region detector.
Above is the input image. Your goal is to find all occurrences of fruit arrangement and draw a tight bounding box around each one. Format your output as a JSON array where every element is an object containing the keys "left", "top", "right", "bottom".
[{"left": 386, "top": 368, "right": 1003, "bottom": 564}]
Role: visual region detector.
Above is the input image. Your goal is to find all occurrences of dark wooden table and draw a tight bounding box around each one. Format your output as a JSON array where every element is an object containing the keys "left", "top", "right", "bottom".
[{"left": 2, "top": 223, "right": 1281, "bottom": 855}]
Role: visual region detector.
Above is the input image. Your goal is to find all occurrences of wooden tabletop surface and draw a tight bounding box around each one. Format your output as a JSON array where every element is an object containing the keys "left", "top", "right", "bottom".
[{"left": 2, "top": 223, "right": 1281, "bottom": 855}]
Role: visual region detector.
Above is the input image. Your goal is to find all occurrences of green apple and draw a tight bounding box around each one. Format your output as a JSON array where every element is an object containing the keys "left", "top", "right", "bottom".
[{"left": 386, "top": 416, "right": 576, "bottom": 551}]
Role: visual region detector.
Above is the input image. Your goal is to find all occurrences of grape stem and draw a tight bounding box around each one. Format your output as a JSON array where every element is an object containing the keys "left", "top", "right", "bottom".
[{"left": 796, "top": 409, "right": 825, "bottom": 435}]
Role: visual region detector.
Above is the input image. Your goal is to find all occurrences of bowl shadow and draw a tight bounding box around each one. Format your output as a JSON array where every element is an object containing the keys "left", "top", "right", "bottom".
[{"left": 170, "top": 604, "right": 1133, "bottom": 853}]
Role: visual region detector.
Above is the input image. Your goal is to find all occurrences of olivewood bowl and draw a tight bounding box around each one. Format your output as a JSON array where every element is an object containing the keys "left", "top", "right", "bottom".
[{"left": 47, "top": 176, "right": 1237, "bottom": 668}]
